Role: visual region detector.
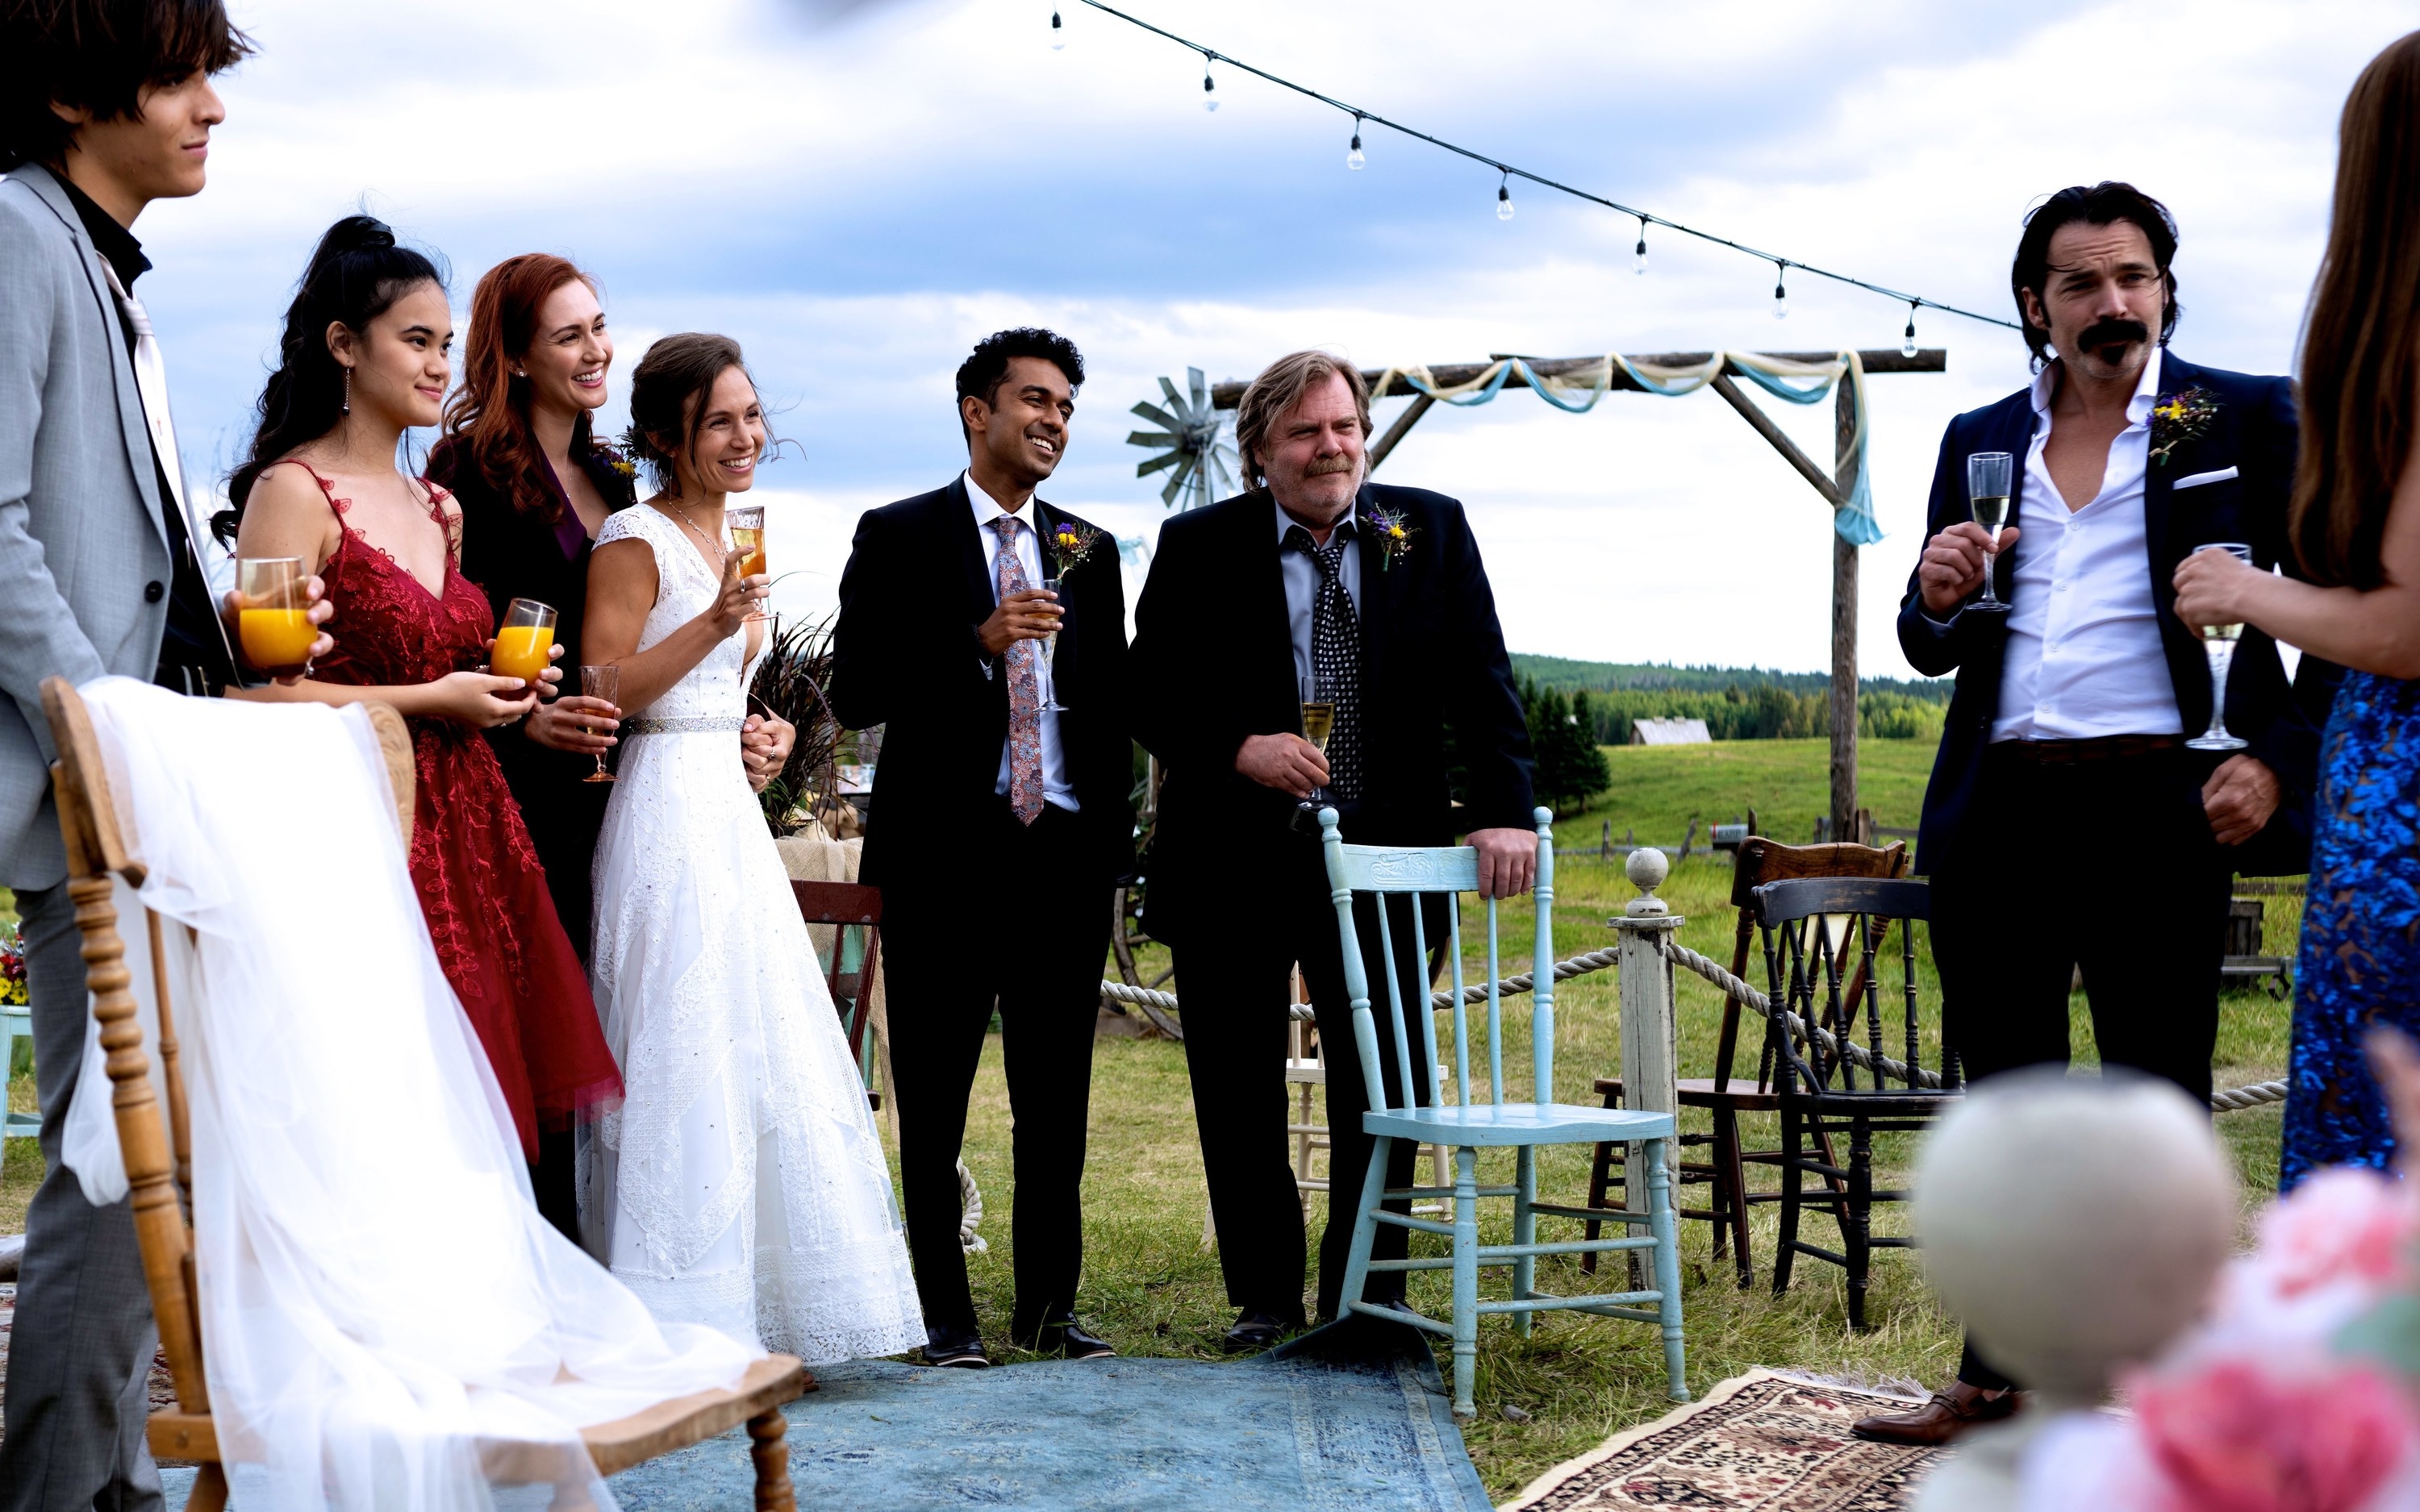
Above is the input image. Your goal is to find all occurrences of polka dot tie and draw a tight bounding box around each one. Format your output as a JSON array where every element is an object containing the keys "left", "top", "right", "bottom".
[
  {"left": 992, "top": 515, "right": 1045, "bottom": 824},
  {"left": 1286, "top": 523, "right": 1362, "bottom": 801}
]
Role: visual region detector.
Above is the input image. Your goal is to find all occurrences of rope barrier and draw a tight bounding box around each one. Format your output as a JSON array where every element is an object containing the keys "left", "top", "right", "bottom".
[
  {"left": 1096, "top": 948, "right": 2293, "bottom": 1114},
  {"left": 957, "top": 1158, "right": 986, "bottom": 1254}
]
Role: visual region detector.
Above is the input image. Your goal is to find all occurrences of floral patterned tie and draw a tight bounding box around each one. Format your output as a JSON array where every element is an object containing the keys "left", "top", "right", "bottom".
[{"left": 992, "top": 515, "right": 1045, "bottom": 823}]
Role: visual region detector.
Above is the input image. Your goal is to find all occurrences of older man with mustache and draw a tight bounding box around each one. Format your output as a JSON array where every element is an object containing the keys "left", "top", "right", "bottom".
[
  {"left": 1856, "top": 183, "right": 2339, "bottom": 1447},
  {"left": 1131, "top": 350, "right": 1537, "bottom": 1350}
]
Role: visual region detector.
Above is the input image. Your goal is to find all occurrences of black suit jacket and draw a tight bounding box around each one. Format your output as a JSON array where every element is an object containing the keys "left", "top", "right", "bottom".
[
  {"left": 829, "top": 476, "right": 1134, "bottom": 890},
  {"left": 1898, "top": 352, "right": 2341, "bottom": 878},
  {"left": 1132, "top": 482, "right": 1534, "bottom": 945}
]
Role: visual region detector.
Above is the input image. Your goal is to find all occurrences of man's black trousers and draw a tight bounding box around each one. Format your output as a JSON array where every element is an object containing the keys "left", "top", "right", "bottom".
[
  {"left": 1171, "top": 835, "right": 1437, "bottom": 1324},
  {"left": 1930, "top": 744, "right": 2232, "bottom": 1390},
  {"left": 881, "top": 798, "right": 1108, "bottom": 1342}
]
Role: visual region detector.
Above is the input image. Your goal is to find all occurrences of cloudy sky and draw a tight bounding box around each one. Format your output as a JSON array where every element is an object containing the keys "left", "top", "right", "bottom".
[{"left": 122, "top": 0, "right": 2411, "bottom": 677}]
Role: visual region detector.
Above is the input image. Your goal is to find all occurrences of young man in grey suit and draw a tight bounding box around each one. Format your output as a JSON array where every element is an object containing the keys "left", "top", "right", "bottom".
[{"left": 0, "top": 6, "right": 316, "bottom": 1506}]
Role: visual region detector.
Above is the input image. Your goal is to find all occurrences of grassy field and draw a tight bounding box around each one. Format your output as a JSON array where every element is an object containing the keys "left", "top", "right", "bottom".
[{"left": 0, "top": 735, "right": 2303, "bottom": 1500}]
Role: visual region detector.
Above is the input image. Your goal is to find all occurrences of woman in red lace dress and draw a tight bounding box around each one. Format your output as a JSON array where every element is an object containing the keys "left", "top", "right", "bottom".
[{"left": 213, "top": 218, "right": 620, "bottom": 1223}]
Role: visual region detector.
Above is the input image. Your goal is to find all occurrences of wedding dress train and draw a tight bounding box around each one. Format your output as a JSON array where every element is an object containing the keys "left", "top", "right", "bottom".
[{"left": 583, "top": 502, "right": 924, "bottom": 1363}]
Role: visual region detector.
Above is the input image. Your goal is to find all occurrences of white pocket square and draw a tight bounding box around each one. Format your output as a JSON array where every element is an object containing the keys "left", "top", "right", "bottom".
[{"left": 2173, "top": 465, "right": 2238, "bottom": 490}]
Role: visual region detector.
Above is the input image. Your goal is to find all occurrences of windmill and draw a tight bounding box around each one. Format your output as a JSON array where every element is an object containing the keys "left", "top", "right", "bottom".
[{"left": 1127, "top": 368, "right": 1238, "bottom": 510}]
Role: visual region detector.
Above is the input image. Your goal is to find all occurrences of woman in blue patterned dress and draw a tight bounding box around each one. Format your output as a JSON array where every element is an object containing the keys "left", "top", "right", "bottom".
[{"left": 2172, "top": 30, "right": 2420, "bottom": 1189}]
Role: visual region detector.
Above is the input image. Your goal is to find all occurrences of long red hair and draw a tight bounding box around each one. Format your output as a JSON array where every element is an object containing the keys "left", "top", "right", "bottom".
[{"left": 441, "top": 253, "right": 599, "bottom": 521}]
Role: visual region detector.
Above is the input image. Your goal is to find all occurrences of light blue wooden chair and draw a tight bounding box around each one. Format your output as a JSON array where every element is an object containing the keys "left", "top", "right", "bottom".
[{"left": 1321, "top": 805, "right": 1688, "bottom": 1419}]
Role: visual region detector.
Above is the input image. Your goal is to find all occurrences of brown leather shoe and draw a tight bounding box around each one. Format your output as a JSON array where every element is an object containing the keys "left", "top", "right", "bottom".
[{"left": 1850, "top": 1381, "right": 2020, "bottom": 1446}]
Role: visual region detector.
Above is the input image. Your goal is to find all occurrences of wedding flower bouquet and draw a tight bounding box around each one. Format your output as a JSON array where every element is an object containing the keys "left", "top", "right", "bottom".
[
  {"left": 0, "top": 921, "right": 23, "bottom": 1009},
  {"left": 2022, "top": 1057, "right": 2420, "bottom": 1510}
]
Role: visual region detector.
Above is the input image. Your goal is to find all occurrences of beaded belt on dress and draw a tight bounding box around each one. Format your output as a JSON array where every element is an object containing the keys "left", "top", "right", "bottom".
[{"left": 624, "top": 715, "right": 747, "bottom": 735}]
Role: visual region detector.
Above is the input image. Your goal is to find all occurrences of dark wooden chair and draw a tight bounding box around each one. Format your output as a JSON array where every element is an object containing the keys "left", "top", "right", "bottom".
[
  {"left": 41, "top": 677, "right": 807, "bottom": 1511},
  {"left": 1758, "top": 875, "right": 1960, "bottom": 1330},
  {"left": 789, "top": 879, "right": 884, "bottom": 1104},
  {"left": 1585, "top": 839, "right": 1905, "bottom": 1285}
]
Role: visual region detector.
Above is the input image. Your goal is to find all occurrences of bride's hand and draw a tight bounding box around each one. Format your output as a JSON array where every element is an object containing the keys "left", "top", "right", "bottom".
[{"left": 704, "top": 546, "right": 770, "bottom": 638}]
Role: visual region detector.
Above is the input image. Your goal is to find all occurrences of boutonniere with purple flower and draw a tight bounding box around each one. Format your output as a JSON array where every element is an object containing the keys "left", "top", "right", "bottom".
[
  {"left": 2150, "top": 387, "right": 2220, "bottom": 468},
  {"left": 594, "top": 439, "right": 637, "bottom": 481},
  {"left": 1365, "top": 505, "right": 1415, "bottom": 571},
  {"left": 1047, "top": 519, "right": 1105, "bottom": 576}
]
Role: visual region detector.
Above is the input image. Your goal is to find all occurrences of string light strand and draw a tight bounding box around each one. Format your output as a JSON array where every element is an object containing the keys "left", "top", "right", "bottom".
[{"left": 1073, "top": 0, "right": 2017, "bottom": 331}]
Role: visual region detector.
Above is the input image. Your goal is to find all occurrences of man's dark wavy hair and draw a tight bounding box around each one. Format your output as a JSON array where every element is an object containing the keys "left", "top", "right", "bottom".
[
  {"left": 1, "top": 0, "right": 253, "bottom": 172},
  {"left": 954, "top": 327, "right": 1084, "bottom": 439},
  {"left": 2010, "top": 181, "right": 2181, "bottom": 370}
]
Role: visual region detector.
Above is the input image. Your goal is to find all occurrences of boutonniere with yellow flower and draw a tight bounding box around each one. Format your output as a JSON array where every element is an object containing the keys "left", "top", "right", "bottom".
[
  {"left": 1047, "top": 518, "right": 1105, "bottom": 576},
  {"left": 1365, "top": 505, "right": 1415, "bottom": 571},
  {"left": 596, "top": 434, "right": 639, "bottom": 481},
  {"left": 2150, "top": 387, "right": 2220, "bottom": 468}
]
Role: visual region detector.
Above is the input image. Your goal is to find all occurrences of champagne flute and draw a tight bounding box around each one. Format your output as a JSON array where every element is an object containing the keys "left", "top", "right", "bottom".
[
  {"left": 727, "top": 506, "right": 768, "bottom": 622},
  {"left": 1038, "top": 576, "right": 1068, "bottom": 712},
  {"left": 579, "top": 664, "right": 620, "bottom": 783},
  {"left": 1296, "top": 670, "right": 1337, "bottom": 823},
  {"left": 235, "top": 556, "right": 314, "bottom": 679},
  {"left": 491, "top": 598, "right": 557, "bottom": 687},
  {"left": 1965, "top": 451, "right": 2013, "bottom": 615},
  {"left": 2184, "top": 543, "right": 2255, "bottom": 752}
]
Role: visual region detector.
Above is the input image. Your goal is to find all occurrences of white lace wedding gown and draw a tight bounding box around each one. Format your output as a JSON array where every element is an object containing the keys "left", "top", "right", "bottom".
[{"left": 583, "top": 503, "right": 924, "bottom": 1364}]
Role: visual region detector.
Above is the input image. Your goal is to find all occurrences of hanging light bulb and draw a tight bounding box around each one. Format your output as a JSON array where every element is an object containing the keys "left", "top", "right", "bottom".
[
  {"left": 1634, "top": 217, "right": 1648, "bottom": 276},
  {"left": 1203, "top": 57, "right": 1218, "bottom": 111},
  {"left": 1496, "top": 173, "right": 1514, "bottom": 221},
  {"left": 1049, "top": 7, "right": 1064, "bottom": 48},
  {"left": 1347, "top": 114, "right": 1364, "bottom": 170},
  {"left": 1901, "top": 302, "right": 1920, "bottom": 360},
  {"left": 1772, "top": 264, "right": 1789, "bottom": 321}
]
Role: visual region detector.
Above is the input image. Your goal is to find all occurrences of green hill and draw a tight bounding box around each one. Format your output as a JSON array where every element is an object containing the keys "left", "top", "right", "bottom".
[
  {"left": 1508, "top": 655, "right": 1954, "bottom": 744},
  {"left": 1508, "top": 654, "right": 1952, "bottom": 702}
]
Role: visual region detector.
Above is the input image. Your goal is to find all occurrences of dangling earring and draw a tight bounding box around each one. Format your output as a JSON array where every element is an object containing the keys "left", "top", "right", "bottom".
[{"left": 341, "top": 368, "right": 352, "bottom": 415}]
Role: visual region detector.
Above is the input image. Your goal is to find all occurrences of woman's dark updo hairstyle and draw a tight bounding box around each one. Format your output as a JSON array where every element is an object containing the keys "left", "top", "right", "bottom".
[
  {"left": 213, "top": 215, "right": 447, "bottom": 544},
  {"left": 623, "top": 332, "right": 766, "bottom": 494}
]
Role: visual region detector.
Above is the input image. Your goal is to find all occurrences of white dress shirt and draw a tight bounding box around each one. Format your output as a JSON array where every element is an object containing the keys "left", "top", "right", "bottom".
[
  {"left": 967, "top": 472, "right": 1078, "bottom": 811},
  {"left": 1275, "top": 498, "right": 1363, "bottom": 686},
  {"left": 1989, "top": 350, "right": 2184, "bottom": 742}
]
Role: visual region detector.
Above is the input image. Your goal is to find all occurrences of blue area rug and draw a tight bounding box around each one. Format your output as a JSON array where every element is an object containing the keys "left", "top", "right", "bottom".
[{"left": 161, "top": 1320, "right": 1490, "bottom": 1510}]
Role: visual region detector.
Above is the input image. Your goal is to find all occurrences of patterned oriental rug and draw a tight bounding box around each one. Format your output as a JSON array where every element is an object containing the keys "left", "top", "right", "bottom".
[{"left": 1503, "top": 1369, "right": 1943, "bottom": 1511}]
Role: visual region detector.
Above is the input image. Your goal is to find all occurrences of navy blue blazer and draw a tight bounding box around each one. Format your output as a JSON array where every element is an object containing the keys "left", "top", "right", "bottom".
[{"left": 1897, "top": 352, "right": 2341, "bottom": 879}]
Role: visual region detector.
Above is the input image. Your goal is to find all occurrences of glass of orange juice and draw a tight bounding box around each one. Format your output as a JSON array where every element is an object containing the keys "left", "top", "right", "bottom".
[
  {"left": 490, "top": 598, "right": 557, "bottom": 686},
  {"left": 727, "top": 506, "right": 767, "bottom": 621},
  {"left": 236, "top": 557, "right": 315, "bottom": 678}
]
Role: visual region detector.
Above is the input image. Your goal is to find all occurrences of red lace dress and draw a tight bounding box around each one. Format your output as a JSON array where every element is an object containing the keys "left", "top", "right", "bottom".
[{"left": 286, "top": 463, "right": 623, "bottom": 1157}]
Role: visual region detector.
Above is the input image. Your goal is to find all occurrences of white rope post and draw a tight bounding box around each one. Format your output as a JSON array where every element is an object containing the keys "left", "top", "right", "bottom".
[{"left": 1613, "top": 848, "right": 1683, "bottom": 1283}]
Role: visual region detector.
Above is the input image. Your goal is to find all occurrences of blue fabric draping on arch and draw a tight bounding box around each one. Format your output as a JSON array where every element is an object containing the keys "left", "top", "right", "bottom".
[{"left": 1383, "top": 352, "right": 1883, "bottom": 546}]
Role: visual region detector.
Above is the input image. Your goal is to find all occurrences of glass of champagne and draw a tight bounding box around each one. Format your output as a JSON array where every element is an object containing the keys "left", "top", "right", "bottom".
[
  {"left": 2184, "top": 543, "right": 2255, "bottom": 752},
  {"left": 235, "top": 556, "right": 314, "bottom": 679},
  {"left": 1965, "top": 451, "right": 2013, "bottom": 615},
  {"left": 579, "top": 664, "right": 620, "bottom": 783},
  {"left": 490, "top": 598, "right": 557, "bottom": 687},
  {"left": 727, "top": 506, "right": 768, "bottom": 622},
  {"left": 1296, "top": 670, "right": 1337, "bottom": 822},
  {"left": 1037, "top": 576, "right": 1068, "bottom": 711}
]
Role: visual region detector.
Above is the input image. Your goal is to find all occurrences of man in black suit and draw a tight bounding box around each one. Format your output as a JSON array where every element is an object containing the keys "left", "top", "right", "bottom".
[
  {"left": 1132, "top": 350, "right": 1537, "bottom": 1349},
  {"left": 1855, "top": 183, "right": 2339, "bottom": 1447},
  {"left": 829, "top": 327, "right": 1132, "bottom": 1368}
]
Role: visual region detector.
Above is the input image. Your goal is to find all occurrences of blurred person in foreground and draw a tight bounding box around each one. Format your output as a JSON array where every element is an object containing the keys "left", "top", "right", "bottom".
[
  {"left": 1860, "top": 182, "right": 2340, "bottom": 1447},
  {"left": 828, "top": 328, "right": 1133, "bottom": 1368},
  {"left": 2172, "top": 30, "right": 2420, "bottom": 1193},
  {"left": 0, "top": 3, "right": 329, "bottom": 1505},
  {"left": 1130, "top": 351, "right": 1536, "bottom": 1350}
]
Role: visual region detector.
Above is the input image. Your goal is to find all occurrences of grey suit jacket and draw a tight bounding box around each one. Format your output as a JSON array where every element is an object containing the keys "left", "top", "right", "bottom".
[{"left": 0, "top": 165, "right": 177, "bottom": 889}]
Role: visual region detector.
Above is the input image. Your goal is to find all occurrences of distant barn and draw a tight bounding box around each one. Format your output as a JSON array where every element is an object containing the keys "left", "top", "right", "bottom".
[{"left": 1630, "top": 718, "right": 1712, "bottom": 746}]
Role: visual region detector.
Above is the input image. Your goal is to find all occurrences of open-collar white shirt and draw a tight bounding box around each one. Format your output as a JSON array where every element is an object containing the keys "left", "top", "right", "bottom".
[
  {"left": 1989, "top": 349, "right": 2184, "bottom": 742},
  {"left": 967, "top": 471, "right": 1077, "bottom": 811}
]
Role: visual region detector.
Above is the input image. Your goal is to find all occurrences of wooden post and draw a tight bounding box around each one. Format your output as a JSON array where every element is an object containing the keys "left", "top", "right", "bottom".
[
  {"left": 1830, "top": 379, "right": 1859, "bottom": 846},
  {"left": 1613, "top": 848, "right": 1682, "bottom": 1285}
]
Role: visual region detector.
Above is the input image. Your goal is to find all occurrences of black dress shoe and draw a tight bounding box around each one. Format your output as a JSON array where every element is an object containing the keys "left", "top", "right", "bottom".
[
  {"left": 923, "top": 1328, "right": 991, "bottom": 1368},
  {"left": 1016, "top": 1315, "right": 1116, "bottom": 1359},
  {"left": 1221, "top": 1308, "right": 1302, "bottom": 1353}
]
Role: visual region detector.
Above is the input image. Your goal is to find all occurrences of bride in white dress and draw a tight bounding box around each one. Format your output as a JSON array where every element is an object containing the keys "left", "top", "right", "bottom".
[{"left": 580, "top": 335, "right": 922, "bottom": 1363}]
